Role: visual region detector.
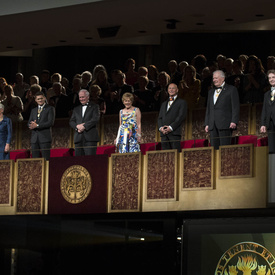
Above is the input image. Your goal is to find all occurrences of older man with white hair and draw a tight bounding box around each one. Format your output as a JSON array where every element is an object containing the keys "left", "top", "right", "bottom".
[{"left": 69, "top": 89, "right": 100, "bottom": 156}]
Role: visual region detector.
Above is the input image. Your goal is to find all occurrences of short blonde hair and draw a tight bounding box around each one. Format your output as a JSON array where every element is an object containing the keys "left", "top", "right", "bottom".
[
  {"left": 122, "top": 92, "right": 134, "bottom": 103},
  {"left": 0, "top": 103, "right": 4, "bottom": 110}
]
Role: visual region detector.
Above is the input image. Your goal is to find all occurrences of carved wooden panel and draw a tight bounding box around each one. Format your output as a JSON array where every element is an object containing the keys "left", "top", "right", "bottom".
[
  {"left": 220, "top": 144, "right": 253, "bottom": 178},
  {"left": 181, "top": 147, "right": 214, "bottom": 190},
  {"left": 141, "top": 112, "right": 158, "bottom": 143},
  {"left": 145, "top": 150, "right": 177, "bottom": 201},
  {"left": 16, "top": 159, "right": 45, "bottom": 214},
  {"left": 52, "top": 118, "right": 72, "bottom": 148},
  {"left": 0, "top": 160, "right": 13, "bottom": 206},
  {"left": 191, "top": 107, "right": 207, "bottom": 140},
  {"left": 108, "top": 153, "right": 141, "bottom": 212},
  {"left": 233, "top": 104, "right": 250, "bottom": 137},
  {"left": 101, "top": 114, "right": 119, "bottom": 145}
]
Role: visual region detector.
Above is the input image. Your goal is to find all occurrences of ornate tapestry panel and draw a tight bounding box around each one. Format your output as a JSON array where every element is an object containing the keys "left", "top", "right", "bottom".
[
  {"left": 146, "top": 151, "right": 177, "bottom": 200},
  {"left": 52, "top": 118, "right": 71, "bottom": 148},
  {"left": 110, "top": 153, "right": 140, "bottom": 211},
  {"left": 102, "top": 115, "right": 119, "bottom": 145},
  {"left": 233, "top": 104, "right": 250, "bottom": 137},
  {"left": 141, "top": 112, "right": 158, "bottom": 143},
  {"left": 20, "top": 121, "right": 31, "bottom": 150},
  {"left": 0, "top": 161, "right": 12, "bottom": 205},
  {"left": 220, "top": 144, "right": 253, "bottom": 178},
  {"left": 182, "top": 148, "right": 213, "bottom": 190},
  {"left": 191, "top": 108, "right": 207, "bottom": 140},
  {"left": 16, "top": 159, "right": 44, "bottom": 213}
]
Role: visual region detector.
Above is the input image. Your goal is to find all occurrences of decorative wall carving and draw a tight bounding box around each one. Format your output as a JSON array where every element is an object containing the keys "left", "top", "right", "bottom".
[
  {"left": 182, "top": 147, "right": 214, "bottom": 190},
  {"left": 109, "top": 153, "right": 141, "bottom": 211}
]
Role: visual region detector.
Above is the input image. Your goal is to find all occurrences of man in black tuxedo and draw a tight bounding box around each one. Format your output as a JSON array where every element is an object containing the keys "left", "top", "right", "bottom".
[
  {"left": 69, "top": 89, "right": 100, "bottom": 156},
  {"left": 28, "top": 90, "right": 55, "bottom": 160},
  {"left": 260, "top": 69, "right": 275, "bottom": 153},
  {"left": 158, "top": 83, "right": 187, "bottom": 151},
  {"left": 205, "top": 70, "right": 240, "bottom": 150}
]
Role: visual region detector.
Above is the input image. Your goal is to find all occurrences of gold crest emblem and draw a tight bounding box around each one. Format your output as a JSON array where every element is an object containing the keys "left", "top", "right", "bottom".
[
  {"left": 215, "top": 242, "right": 275, "bottom": 275},
  {"left": 60, "top": 165, "right": 92, "bottom": 204}
]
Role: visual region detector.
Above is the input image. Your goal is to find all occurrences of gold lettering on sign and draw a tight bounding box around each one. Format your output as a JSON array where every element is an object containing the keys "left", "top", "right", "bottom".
[{"left": 215, "top": 242, "right": 275, "bottom": 275}]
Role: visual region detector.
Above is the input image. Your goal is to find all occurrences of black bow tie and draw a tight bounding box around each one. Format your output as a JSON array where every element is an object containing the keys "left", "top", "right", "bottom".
[
  {"left": 215, "top": 86, "right": 223, "bottom": 89},
  {"left": 82, "top": 103, "right": 89, "bottom": 106}
]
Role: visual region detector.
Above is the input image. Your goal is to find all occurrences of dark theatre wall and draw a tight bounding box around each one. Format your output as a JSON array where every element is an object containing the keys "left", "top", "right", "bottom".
[{"left": 1, "top": 31, "right": 275, "bottom": 83}]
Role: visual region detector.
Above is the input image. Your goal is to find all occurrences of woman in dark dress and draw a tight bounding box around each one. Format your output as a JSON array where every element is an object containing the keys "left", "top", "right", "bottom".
[{"left": 0, "top": 103, "right": 12, "bottom": 160}]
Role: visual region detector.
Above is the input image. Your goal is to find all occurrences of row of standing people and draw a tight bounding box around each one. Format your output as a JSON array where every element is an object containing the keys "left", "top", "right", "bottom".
[
  {"left": 1, "top": 54, "right": 274, "bottom": 123},
  {"left": 1, "top": 55, "right": 275, "bottom": 159},
  {"left": 1, "top": 68, "right": 275, "bottom": 161}
]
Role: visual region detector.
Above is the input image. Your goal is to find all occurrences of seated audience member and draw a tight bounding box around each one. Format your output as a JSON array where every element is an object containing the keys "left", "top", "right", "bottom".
[
  {"left": 178, "top": 65, "right": 201, "bottom": 110},
  {"left": 191, "top": 54, "right": 207, "bottom": 79},
  {"left": 267, "top": 56, "right": 275, "bottom": 71},
  {"left": 134, "top": 76, "right": 154, "bottom": 112},
  {"left": 133, "top": 66, "right": 155, "bottom": 91},
  {"left": 168, "top": 60, "right": 182, "bottom": 85},
  {"left": 2, "top": 84, "right": 24, "bottom": 122},
  {"left": 216, "top": 54, "right": 226, "bottom": 71},
  {"left": 29, "top": 75, "right": 47, "bottom": 96},
  {"left": 226, "top": 59, "right": 245, "bottom": 103},
  {"left": 152, "top": 71, "right": 170, "bottom": 111},
  {"left": 92, "top": 64, "right": 106, "bottom": 81},
  {"left": 61, "top": 77, "right": 71, "bottom": 95},
  {"left": 224, "top": 58, "right": 234, "bottom": 78},
  {"left": 81, "top": 71, "right": 92, "bottom": 90},
  {"left": 13, "top": 73, "right": 30, "bottom": 99},
  {"left": 179, "top": 61, "right": 189, "bottom": 77},
  {"left": 238, "top": 54, "right": 248, "bottom": 69},
  {"left": 91, "top": 69, "right": 110, "bottom": 98},
  {"left": 201, "top": 67, "right": 211, "bottom": 80},
  {"left": 124, "top": 58, "right": 139, "bottom": 86},
  {"left": 40, "top": 70, "right": 52, "bottom": 91},
  {"left": 107, "top": 70, "right": 134, "bottom": 114},
  {"left": 49, "top": 82, "right": 70, "bottom": 118},
  {"left": 243, "top": 55, "right": 268, "bottom": 104},
  {"left": 89, "top": 84, "right": 106, "bottom": 116},
  {"left": 67, "top": 77, "right": 82, "bottom": 112},
  {"left": 46, "top": 73, "right": 66, "bottom": 102},
  {"left": 0, "top": 77, "right": 8, "bottom": 101},
  {"left": 22, "top": 84, "right": 41, "bottom": 120},
  {"left": 147, "top": 65, "right": 159, "bottom": 87},
  {"left": 200, "top": 60, "right": 218, "bottom": 107}
]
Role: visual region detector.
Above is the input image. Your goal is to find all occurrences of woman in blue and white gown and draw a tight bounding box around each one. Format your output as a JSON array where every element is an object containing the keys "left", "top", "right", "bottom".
[
  {"left": 0, "top": 103, "right": 12, "bottom": 160},
  {"left": 115, "top": 92, "right": 141, "bottom": 153}
]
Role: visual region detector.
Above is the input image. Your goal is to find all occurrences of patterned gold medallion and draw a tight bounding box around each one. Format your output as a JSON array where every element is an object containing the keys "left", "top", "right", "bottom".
[
  {"left": 215, "top": 241, "right": 275, "bottom": 275},
  {"left": 60, "top": 165, "right": 92, "bottom": 204}
]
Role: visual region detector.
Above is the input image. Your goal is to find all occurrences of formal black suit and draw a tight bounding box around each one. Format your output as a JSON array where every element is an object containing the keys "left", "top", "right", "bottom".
[
  {"left": 69, "top": 101, "right": 100, "bottom": 156},
  {"left": 205, "top": 83, "right": 240, "bottom": 149},
  {"left": 261, "top": 88, "right": 275, "bottom": 153},
  {"left": 158, "top": 96, "right": 187, "bottom": 151},
  {"left": 28, "top": 104, "right": 55, "bottom": 160}
]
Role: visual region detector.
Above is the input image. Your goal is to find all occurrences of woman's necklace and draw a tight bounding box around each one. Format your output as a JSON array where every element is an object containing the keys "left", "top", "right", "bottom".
[{"left": 125, "top": 107, "right": 132, "bottom": 113}]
